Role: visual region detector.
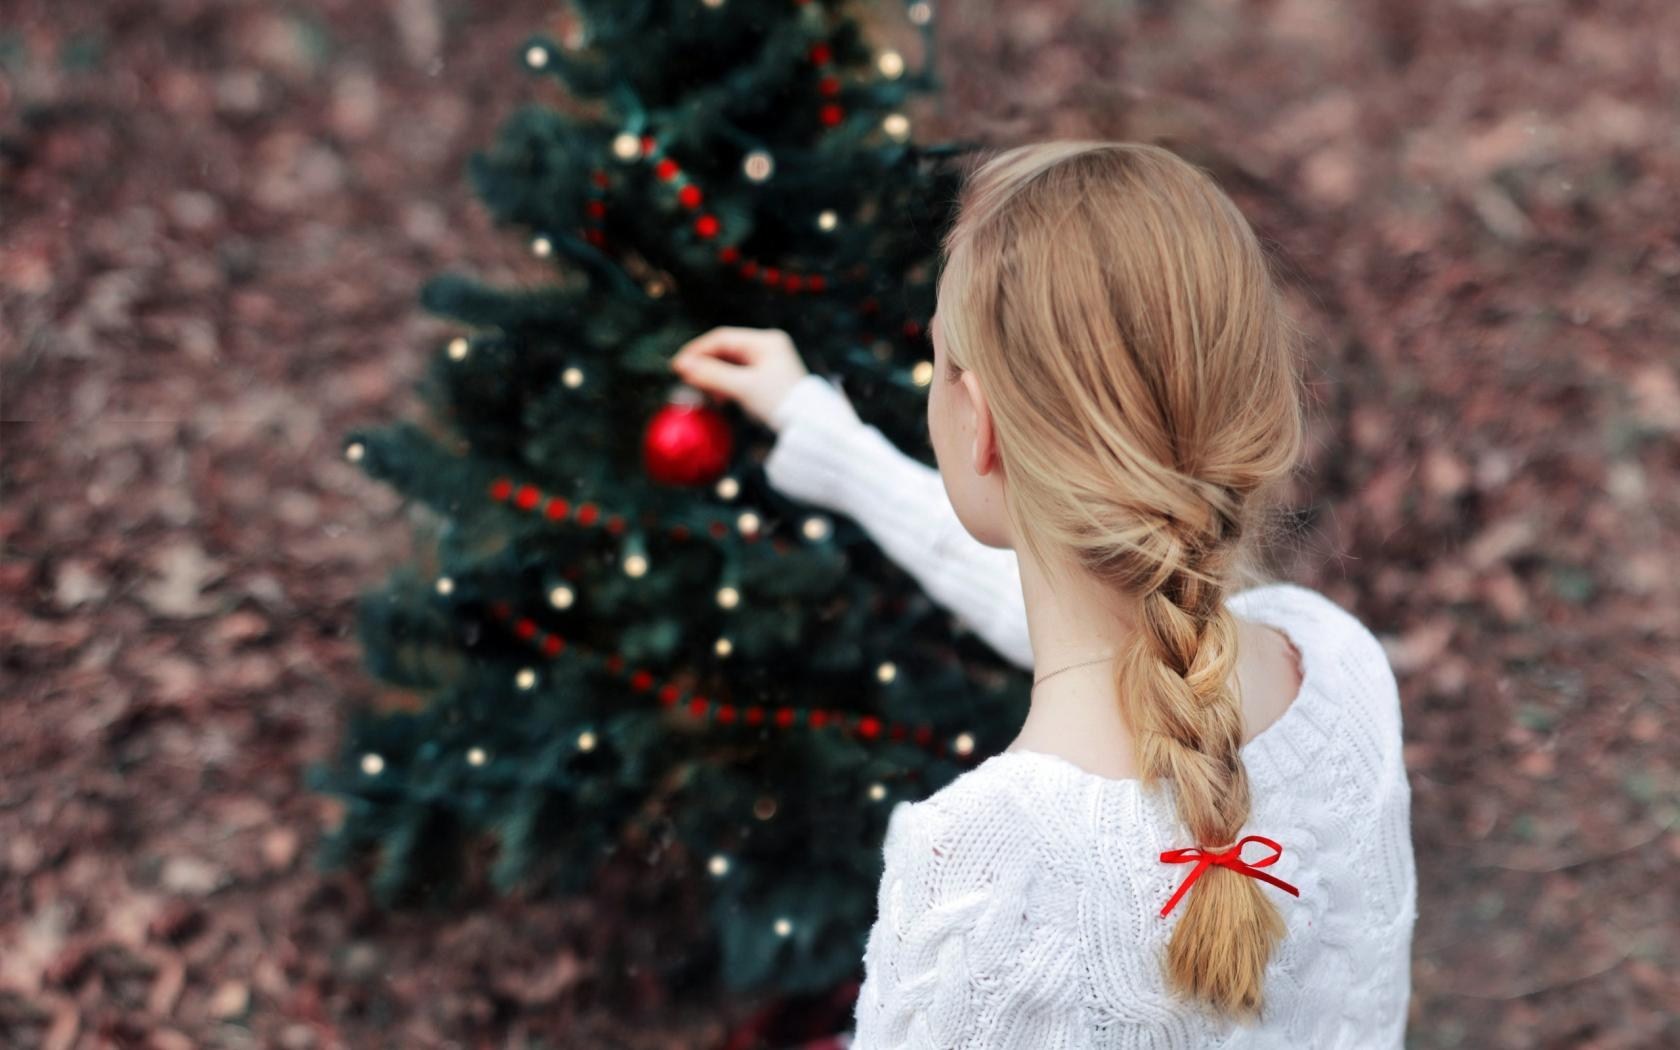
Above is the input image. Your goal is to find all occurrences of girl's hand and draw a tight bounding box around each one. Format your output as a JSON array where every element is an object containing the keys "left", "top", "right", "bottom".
[{"left": 670, "top": 326, "right": 810, "bottom": 431}]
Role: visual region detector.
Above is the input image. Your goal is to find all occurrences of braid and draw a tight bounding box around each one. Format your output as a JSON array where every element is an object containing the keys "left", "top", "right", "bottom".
[{"left": 1114, "top": 533, "right": 1288, "bottom": 1021}]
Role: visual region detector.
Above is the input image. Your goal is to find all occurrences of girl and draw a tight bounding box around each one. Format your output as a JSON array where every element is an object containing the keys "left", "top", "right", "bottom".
[{"left": 672, "top": 141, "right": 1417, "bottom": 1048}]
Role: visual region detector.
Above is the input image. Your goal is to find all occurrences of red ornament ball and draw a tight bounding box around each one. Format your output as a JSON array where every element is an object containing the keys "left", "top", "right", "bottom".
[{"left": 643, "top": 400, "right": 733, "bottom": 486}]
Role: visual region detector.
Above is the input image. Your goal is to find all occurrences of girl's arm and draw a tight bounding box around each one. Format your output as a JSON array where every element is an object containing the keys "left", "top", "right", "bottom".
[{"left": 763, "top": 374, "right": 1035, "bottom": 671}]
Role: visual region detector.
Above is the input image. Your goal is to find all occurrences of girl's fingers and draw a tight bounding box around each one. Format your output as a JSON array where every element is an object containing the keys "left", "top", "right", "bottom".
[
  {"left": 672, "top": 352, "right": 745, "bottom": 399},
  {"left": 680, "top": 343, "right": 748, "bottom": 369},
  {"left": 674, "top": 329, "right": 728, "bottom": 361},
  {"left": 678, "top": 327, "right": 768, "bottom": 366}
]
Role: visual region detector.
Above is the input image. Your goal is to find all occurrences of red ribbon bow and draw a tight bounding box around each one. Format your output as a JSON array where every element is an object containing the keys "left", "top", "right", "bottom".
[{"left": 1158, "top": 834, "right": 1301, "bottom": 918}]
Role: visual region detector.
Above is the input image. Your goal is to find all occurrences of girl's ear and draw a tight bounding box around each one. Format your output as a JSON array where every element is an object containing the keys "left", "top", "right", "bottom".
[{"left": 959, "top": 369, "right": 1000, "bottom": 477}]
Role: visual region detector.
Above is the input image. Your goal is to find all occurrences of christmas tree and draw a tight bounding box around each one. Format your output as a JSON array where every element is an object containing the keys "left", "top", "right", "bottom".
[{"left": 317, "top": 0, "right": 1030, "bottom": 1000}]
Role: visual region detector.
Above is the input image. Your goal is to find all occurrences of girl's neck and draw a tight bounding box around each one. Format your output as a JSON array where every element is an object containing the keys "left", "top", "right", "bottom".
[
  {"left": 1018, "top": 545, "right": 1140, "bottom": 683},
  {"left": 1011, "top": 544, "right": 1144, "bottom": 760},
  {"left": 1009, "top": 544, "right": 1300, "bottom": 779}
]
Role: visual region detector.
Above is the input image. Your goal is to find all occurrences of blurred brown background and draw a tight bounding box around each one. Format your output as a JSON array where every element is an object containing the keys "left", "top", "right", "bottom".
[{"left": 3, "top": 0, "right": 1677, "bottom": 1047}]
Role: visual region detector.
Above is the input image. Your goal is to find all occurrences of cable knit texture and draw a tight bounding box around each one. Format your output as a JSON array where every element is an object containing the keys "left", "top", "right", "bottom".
[{"left": 763, "top": 374, "right": 1418, "bottom": 1049}]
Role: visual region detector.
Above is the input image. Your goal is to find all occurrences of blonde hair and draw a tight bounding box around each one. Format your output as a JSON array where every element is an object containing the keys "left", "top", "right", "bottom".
[{"left": 936, "top": 140, "right": 1308, "bottom": 1021}]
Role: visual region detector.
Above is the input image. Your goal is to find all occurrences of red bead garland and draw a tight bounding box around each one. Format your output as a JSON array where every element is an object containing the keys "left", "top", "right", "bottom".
[
  {"left": 484, "top": 593, "right": 969, "bottom": 765},
  {"left": 489, "top": 472, "right": 838, "bottom": 564},
  {"left": 575, "top": 30, "right": 875, "bottom": 296},
  {"left": 581, "top": 166, "right": 612, "bottom": 247}
]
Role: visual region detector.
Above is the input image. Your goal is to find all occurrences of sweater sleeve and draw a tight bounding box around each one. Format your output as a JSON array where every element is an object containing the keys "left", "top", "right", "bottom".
[
  {"left": 762, "top": 374, "right": 1035, "bottom": 671},
  {"left": 850, "top": 794, "right": 1085, "bottom": 1050}
]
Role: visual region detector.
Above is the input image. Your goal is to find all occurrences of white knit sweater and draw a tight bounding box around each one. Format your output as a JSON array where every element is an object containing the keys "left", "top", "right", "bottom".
[{"left": 763, "top": 374, "right": 1419, "bottom": 1049}]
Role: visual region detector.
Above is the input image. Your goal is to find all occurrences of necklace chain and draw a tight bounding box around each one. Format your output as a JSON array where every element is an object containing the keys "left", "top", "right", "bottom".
[{"left": 1032, "top": 651, "right": 1117, "bottom": 689}]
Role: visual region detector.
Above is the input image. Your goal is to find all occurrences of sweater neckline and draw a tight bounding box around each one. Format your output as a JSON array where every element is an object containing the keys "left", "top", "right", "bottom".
[{"left": 985, "top": 582, "right": 1326, "bottom": 790}]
